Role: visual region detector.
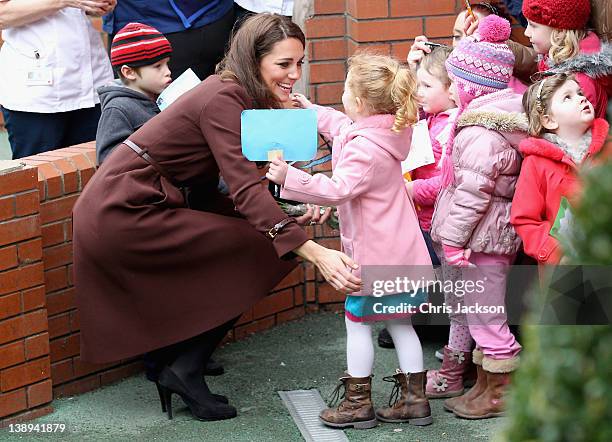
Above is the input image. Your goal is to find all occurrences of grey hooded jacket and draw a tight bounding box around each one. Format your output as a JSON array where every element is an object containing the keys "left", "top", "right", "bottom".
[{"left": 96, "top": 81, "right": 160, "bottom": 164}]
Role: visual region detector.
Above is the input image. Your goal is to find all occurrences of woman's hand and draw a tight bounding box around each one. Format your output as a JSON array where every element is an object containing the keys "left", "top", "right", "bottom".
[
  {"left": 463, "top": 13, "right": 479, "bottom": 37},
  {"left": 291, "top": 93, "right": 313, "bottom": 109},
  {"left": 294, "top": 204, "right": 332, "bottom": 226},
  {"left": 66, "top": 0, "right": 115, "bottom": 16},
  {"left": 294, "top": 240, "right": 362, "bottom": 292},
  {"left": 266, "top": 158, "right": 289, "bottom": 185},
  {"left": 407, "top": 35, "right": 431, "bottom": 70}
]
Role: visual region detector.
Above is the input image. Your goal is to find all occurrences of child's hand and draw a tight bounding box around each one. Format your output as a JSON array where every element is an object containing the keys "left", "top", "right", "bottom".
[
  {"left": 266, "top": 158, "right": 289, "bottom": 185},
  {"left": 442, "top": 244, "right": 474, "bottom": 267},
  {"left": 407, "top": 36, "right": 431, "bottom": 71},
  {"left": 291, "top": 93, "right": 313, "bottom": 109}
]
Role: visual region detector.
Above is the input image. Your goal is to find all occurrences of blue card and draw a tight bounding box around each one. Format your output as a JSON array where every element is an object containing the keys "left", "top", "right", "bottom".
[{"left": 241, "top": 109, "right": 318, "bottom": 161}]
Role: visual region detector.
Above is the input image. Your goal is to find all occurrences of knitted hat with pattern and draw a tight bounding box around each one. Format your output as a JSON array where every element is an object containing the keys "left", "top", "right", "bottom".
[
  {"left": 522, "top": 0, "right": 591, "bottom": 30},
  {"left": 445, "top": 15, "right": 515, "bottom": 108},
  {"left": 110, "top": 22, "right": 172, "bottom": 68}
]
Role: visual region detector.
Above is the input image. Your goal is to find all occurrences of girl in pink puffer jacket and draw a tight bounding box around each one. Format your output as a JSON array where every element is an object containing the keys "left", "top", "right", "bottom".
[{"left": 429, "top": 16, "right": 528, "bottom": 420}]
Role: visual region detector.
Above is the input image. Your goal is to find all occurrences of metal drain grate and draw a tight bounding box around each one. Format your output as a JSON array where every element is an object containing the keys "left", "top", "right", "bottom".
[{"left": 278, "top": 389, "right": 349, "bottom": 442}]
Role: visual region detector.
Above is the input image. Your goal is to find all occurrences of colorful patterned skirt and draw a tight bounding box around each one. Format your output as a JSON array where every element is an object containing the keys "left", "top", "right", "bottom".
[{"left": 345, "top": 289, "right": 429, "bottom": 322}]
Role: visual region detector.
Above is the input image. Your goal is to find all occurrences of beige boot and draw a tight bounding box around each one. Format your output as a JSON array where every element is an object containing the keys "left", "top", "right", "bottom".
[
  {"left": 453, "top": 355, "right": 519, "bottom": 419},
  {"left": 375, "top": 370, "right": 433, "bottom": 425},
  {"left": 319, "top": 373, "right": 378, "bottom": 429},
  {"left": 443, "top": 348, "right": 486, "bottom": 412}
]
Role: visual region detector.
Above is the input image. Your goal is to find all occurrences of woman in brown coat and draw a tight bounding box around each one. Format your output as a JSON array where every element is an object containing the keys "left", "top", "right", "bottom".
[{"left": 72, "top": 14, "right": 360, "bottom": 422}]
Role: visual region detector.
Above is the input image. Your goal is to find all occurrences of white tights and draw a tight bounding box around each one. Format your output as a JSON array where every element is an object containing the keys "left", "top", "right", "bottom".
[{"left": 345, "top": 316, "right": 424, "bottom": 377}]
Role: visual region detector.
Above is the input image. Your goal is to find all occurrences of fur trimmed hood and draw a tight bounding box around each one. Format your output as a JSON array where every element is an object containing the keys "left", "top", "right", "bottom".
[
  {"left": 519, "top": 118, "right": 609, "bottom": 166},
  {"left": 457, "top": 111, "right": 528, "bottom": 133},
  {"left": 544, "top": 41, "right": 612, "bottom": 79}
]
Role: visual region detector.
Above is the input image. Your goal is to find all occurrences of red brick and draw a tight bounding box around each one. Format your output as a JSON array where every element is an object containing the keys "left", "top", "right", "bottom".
[
  {"left": 67, "top": 264, "right": 73, "bottom": 286},
  {"left": 49, "top": 333, "right": 79, "bottom": 363},
  {"left": 320, "top": 221, "right": 340, "bottom": 238},
  {"left": 0, "top": 245, "right": 18, "bottom": 271},
  {"left": 72, "top": 356, "right": 114, "bottom": 378},
  {"left": 65, "top": 219, "right": 72, "bottom": 241},
  {"left": 348, "top": 17, "right": 422, "bottom": 42},
  {"left": 35, "top": 163, "right": 62, "bottom": 200},
  {"left": 311, "top": 38, "right": 347, "bottom": 61},
  {"left": 318, "top": 283, "right": 345, "bottom": 303},
  {"left": 69, "top": 310, "right": 79, "bottom": 331},
  {"left": 310, "top": 61, "right": 346, "bottom": 84},
  {"left": 316, "top": 82, "right": 344, "bottom": 105},
  {"left": 39, "top": 194, "right": 79, "bottom": 224},
  {"left": 44, "top": 267, "right": 68, "bottom": 293},
  {"left": 24, "top": 333, "right": 49, "bottom": 360},
  {"left": 0, "top": 196, "right": 15, "bottom": 221},
  {"left": 253, "top": 289, "right": 294, "bottom": 319},
  {"left": 14, "top": 191, "right": 39, "bottom": 217},
  {"left": 0, "top": 168, "right": 37, "bottom": 198},
  {"left": 305, "top": 16, "right": 346, "bottom": 39},
  {"left": 21, "top": 286, "right": 45, "bottom": 312},
  {"left": 306, "top": 282, "right": 316, "bottom": 302},
  {"left": 48, "top": 313, "right": 71, "bottom": 340},
  {"left": 53, "top": 374, "right": 100, "bottom": 398},
  {"left": 0, "top": 293, "right": 21, "bottom": 321},
  {"left": 348, "top": 0, "right": 389, "bottom": 18},
  {"left": 0, "top": 342, "right": 25, "bottom": 370},
  {"left": 235, "top": 309, "right": 253, "bottom": 326},
  {"left": 349, "top": 41, "right": 392, "bottom": 56},
  {"left": 424, "top": 15, "right": 457, "bottom": 38},
  {"left": 46, "top": 288, "right": 75, "bottom": 316},
  {"left": 392, "top": 41, "right": 412, "bottom": 60},
  {"left": 306, "top": 304, "right": 320, "bottom": 314},
  {"left": 42, "top": 243, "right": 72, "bottom": 271},
  {"left": 100, "top": 361, "right": 143, "bottom": 386},
  {"left": 390, "top": 0, "right": 456, "bottom": 17},
  {"left": 277, "top": 306, "right": 306, "bottom": 324},
  {"left": 0, "top": 357, "right": 50, "bottom": 392},
  {"left": 0, "top": 310, "right": 47, "bottom": 346},
  {"left": 0, "top": 388, "right": 27, "bottom": 418},
  {"left": 295, "top": 287, "right": 304, "bottom": 305},
  {"left": 318, "top": 237, "right": 341, "bottom": 251},
  {"left": 52, "top": 159, "right": 78, "bottom": 195},
  {"left": 0, "top": 215, "right": 41, "bottom": 247},
  {"left": 0, "top": 404, "right": 53, "bottom": 426},
  {"left": 0, "top": 263, "right": 45, "bottom": 296},
  {"left": 314, "top": 0, "right": 345, "bottom": 14},
  {"left": 234, "top": 316, "right": 275, "bottom": 340},
  {"left": 50, "top": 359, "right": 74, "bottom": 385},
  {"left": 17, "top": 238, "right": 42, "bottom": 264},
  {"left": 305, "top": 261, "right": 316, "bottom": 281},
  {"left": 41, "top": 222, "right": 65, "bottom": 248},
  {"left": 64, "top": 154, "right": 95, "bottom": 190},
  {"left": 274, "top": 266, "right": 304, "bottom": 290},
  {"left": 25, "top": 379, "right": 52, "bottom": 408}
]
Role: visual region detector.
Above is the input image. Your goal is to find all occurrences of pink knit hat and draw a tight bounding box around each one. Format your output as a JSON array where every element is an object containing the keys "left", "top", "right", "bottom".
[
  {"left": 522, "top": 0, "right": 591, "bottom": 30},
  {"left": 445, "top": 15, "right": 515, "bottom": 108}
]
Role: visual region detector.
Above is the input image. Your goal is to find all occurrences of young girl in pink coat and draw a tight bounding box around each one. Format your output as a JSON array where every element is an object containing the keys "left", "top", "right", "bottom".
[{"left": 267, "top": 53, "right": 434, "bottom": 429}]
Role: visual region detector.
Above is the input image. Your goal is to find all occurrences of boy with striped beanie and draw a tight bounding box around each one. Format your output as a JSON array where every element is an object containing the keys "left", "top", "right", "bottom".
[{"left": 95, "top": 22, "right": 173, "bottom": 164}]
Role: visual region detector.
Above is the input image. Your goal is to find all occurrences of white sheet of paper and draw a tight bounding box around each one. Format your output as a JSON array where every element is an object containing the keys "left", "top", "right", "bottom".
[
  {"left": 156, "top": 68, "right": 201, "bottom": 111},
  {"left": 401, "top": 119, "right": 434, "bottom": 174}
]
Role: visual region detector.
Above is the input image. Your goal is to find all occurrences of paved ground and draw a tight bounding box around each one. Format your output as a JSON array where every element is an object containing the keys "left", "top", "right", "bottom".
[{"left": 0, "top": 311, "right": 505, "bottom": 441}]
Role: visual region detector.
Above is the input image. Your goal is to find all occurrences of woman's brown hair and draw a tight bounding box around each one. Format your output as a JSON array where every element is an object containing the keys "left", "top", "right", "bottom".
[{"left": 217, "top": 13, "right": 305, "bottom": 109}]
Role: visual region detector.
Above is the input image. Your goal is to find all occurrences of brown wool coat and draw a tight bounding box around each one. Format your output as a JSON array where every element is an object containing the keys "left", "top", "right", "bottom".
[{"left": 73, "top": 75, "right": 308, "bottom": 363}]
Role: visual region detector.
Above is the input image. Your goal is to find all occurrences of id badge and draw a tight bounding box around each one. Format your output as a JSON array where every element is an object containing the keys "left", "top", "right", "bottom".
[{"left": 25, "top": 67, "right": 53, "bottom": 86}]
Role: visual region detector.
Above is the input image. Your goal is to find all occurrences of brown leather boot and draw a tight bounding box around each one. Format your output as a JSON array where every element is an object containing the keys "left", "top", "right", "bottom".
[
  {"left": 319, "top": 373, "right": 377, "bottom": 429},
  {"left": 443, "top": 348, "right": 486, "bottom": 412},
  {"left": 375, "top": 370, "right": 433, "bottom": 425},
  {"left": 453, "top": 355, "right": 520, "bottom": 419}
]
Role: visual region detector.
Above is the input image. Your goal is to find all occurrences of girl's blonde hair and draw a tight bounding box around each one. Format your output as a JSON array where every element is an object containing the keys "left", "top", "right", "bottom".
[
  {"left": 549, "top": 29, "right": 587, "bottom": 65},
  {"left": 522, "top": 73, "right": 576, "bottom": 136},
  {"left": 346, "top": 53, "right": 418, "bottom": 133}
]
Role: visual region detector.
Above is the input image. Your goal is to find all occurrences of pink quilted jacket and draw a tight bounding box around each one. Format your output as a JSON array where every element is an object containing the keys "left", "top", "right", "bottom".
[{"left": 430, "top": 89, "right": 528, "bottom": 255}]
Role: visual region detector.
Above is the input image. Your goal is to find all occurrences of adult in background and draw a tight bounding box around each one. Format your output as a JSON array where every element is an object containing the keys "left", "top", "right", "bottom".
[
  {"left": 0, "top": 0, "right": 115, "bottom": 159},
  {"left": 104, "top": 0, "right": 234, "bottom": 80},
  {"left": 234, "top": 0, "right": 293, "bottom": 27},
  {"left": 73, "top": 13, "right": 361, "bottom": 422}
]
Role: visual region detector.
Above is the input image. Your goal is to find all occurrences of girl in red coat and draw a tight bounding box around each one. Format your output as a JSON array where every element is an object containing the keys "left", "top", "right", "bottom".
[{"left": 511, "top": 73, "right": 609, "bottom": 264}]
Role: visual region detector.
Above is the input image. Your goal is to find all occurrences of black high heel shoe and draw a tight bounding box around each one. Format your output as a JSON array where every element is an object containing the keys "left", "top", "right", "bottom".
[
  {"left": 157, "top": 366, "right": 237, "bottom": 421},
  {"left": 154, "top": 380, "right": 228, "bottom": 412}
]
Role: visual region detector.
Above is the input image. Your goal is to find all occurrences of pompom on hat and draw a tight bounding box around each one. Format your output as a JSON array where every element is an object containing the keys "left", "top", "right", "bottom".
[
  {"left": 445, "top": 15, "right": 515, "bottom": 107},
  {"left": 110, "top": 22, "right": 173, "bottom": 69},
  {"left": 522, "top": 0, "right": 591, "bottom": 30}
]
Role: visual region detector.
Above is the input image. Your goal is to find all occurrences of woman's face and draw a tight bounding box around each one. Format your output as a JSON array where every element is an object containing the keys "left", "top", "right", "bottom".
[{"left": 259, "top": 38, "right": 304, "bottom": 104}]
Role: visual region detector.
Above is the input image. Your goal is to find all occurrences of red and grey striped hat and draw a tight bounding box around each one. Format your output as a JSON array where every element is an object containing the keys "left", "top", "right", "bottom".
[{"left": 110, "top": 22, "right": 172, "bottom": 68}]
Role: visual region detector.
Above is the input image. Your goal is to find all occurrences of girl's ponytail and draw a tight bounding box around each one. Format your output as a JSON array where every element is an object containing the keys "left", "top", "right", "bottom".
[{"left": 390, "top": 67, "right": 419, "bottom": 133}]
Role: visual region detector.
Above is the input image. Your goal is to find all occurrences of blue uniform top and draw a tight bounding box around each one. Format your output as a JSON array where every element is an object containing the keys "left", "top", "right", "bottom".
[{"left": 103, "top": 0, "right": 234, "bottom": 35}]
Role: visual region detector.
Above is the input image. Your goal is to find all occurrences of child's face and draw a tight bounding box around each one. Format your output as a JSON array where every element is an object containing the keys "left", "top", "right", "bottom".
[
  {"left": 135, "top": 57, "right": 172, "bottom": 98},
  {"left": 544, "top": 80, "right": 594, "bottom": 134},
  {"left": 525, "top": 20, "right": 553, "bottom": 54},
  {"left": 416, "top": 66, "right": 455, "bottom": 114},
  {"left": 259, "top": 37, "right": 304, "bottom": 105}
]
